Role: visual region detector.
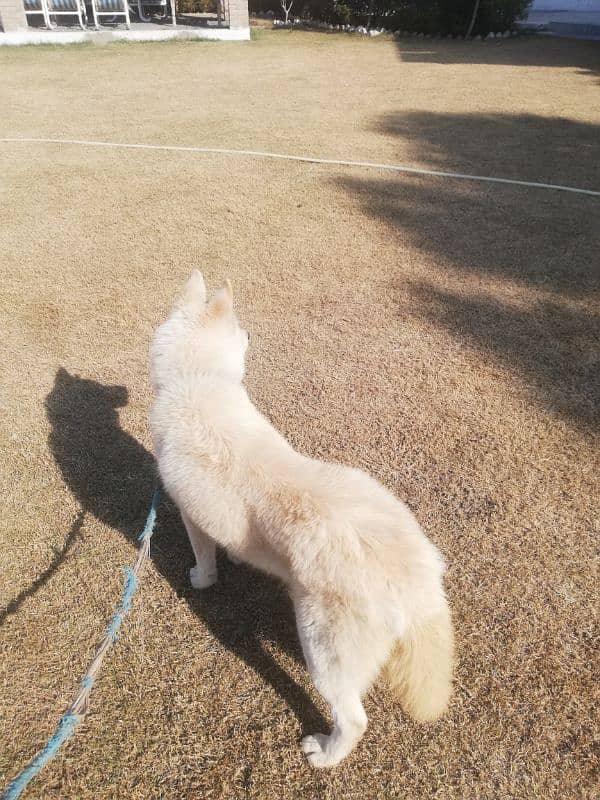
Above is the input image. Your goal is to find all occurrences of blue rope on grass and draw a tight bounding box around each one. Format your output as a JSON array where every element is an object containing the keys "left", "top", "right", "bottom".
[
  {"left": 0, "top": 715, "right": 81, "bottom": 800},
  {"left": 1, "top": 489, "right": 160, "bottom": 800},
  {"left": 139, "top": 494, "right": 158, "bottom": 542},
  {"left": 105, "top": 567, "right": 138, "bottom": 641}
]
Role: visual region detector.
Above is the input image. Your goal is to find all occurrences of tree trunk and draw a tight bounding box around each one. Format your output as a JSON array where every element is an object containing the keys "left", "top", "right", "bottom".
[
  {"left": 281, "top": 0, "right": 292, "bottom": 24},
  {"left": 465, "top": 0, "right": 481, "bottom": 38},
  {"left": 366, "top": 0, "right": 375, "bottom": 30}
]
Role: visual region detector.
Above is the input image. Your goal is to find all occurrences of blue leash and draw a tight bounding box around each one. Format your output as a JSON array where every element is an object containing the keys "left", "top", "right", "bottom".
[{"left": 1, "top": 488, "right": 160, "bottom": 800}]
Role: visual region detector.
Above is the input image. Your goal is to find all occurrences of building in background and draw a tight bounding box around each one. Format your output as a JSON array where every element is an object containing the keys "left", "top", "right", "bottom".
[{"left": 0, "top": 0, "right": 249, "bottom": 42}]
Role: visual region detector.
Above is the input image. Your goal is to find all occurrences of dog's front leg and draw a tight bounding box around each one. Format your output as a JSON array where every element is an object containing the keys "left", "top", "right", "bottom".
[{"left": 181, "top": 512, "right": 217, "bottom": 589}]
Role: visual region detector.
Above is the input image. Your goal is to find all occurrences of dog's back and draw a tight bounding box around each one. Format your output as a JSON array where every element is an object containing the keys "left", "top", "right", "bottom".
[{"left": 150, "top": 272, "right": 454, "bottom": 768}]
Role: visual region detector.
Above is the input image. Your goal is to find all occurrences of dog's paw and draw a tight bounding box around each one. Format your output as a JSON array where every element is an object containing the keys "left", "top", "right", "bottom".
[
  {"left": 301, "top": 734, "right": 338, "bottom": 768},
  {"left": 190, "top": 565, "right": 217, "bottom": 590}
]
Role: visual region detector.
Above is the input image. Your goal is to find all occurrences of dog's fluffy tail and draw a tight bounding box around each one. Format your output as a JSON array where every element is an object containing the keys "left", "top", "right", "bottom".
[{"left": 384, "top": 601, "right": 454, "bottom": 722}]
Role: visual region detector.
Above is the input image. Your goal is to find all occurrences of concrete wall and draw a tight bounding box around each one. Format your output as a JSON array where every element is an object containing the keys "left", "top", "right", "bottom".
[
  {"left": 0, "top": 0, "right": 27, "bottom": 31},
  {"left": 228, "top": 0, "right": 249, "bottom": 29}
]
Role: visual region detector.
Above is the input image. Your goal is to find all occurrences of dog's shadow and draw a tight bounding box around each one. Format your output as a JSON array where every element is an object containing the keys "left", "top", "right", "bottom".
[{"left": 41, "top": 367, "right": 327, "bottom": 735}]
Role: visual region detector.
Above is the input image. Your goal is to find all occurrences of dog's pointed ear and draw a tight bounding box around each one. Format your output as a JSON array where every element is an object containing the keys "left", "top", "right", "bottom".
[
  {"left": 180, "top": 269, "right": 207, "bottom": 307},
  {"left": 207, "top": 279, "right": 234, "bottom": 320}
]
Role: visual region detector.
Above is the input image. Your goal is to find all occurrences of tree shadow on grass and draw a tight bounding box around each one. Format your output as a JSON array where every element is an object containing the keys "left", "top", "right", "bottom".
[
  {"left": 41, "top": 367, "right": 326, "bottom": 736},
  {"left": 378, "top": 111, "right": 600, "bottom": 204},
  {"left": 409, "top": 283, "right": 600, "bottom": 428},
  {"left": 394, "top": 36, "right": 600, "bottom": 79},
  {"left": 336, "top": 111, "right": 600, "bottom": 430}
]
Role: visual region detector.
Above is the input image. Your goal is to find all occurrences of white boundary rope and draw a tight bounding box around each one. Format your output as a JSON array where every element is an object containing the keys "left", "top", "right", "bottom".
[{"left": 1, "top": 137, "right": 599, "bottom": 197}]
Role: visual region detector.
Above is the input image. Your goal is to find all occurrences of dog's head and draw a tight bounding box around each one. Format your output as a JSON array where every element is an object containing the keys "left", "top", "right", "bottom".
[{"left": 150, "top": 270, "right": 249, "bottom": 390}]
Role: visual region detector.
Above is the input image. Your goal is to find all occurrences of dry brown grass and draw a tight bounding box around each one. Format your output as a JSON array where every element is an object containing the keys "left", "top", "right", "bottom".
[{"left": 1, "top": 30, "right": 599, "bottom": 800}]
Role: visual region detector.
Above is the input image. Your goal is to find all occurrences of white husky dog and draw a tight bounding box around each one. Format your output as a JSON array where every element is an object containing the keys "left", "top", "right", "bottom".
[{"left": 150, "top": 272, "right": 454, "bottom": 768}]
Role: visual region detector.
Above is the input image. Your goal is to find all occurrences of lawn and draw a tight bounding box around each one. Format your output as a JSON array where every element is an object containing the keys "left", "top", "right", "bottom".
[{"left": 0, "top": 29, "right": 598, "bottom": 800}]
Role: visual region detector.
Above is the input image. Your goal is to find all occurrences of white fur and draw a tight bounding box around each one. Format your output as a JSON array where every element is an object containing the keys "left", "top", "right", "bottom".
[{"left": 150, "top": 271, "right": 454, "bottom": 767}]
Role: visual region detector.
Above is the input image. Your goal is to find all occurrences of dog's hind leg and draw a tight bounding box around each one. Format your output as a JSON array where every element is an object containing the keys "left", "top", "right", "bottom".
[
  {"left": 294, "top": 592, "right": 390, "bottom": 768},
  {"left": 181, "top": 512, "right": 217, "bottom": 589}
]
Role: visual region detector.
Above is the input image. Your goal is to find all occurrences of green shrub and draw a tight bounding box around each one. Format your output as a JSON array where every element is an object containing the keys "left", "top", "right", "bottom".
[
  {"left": 369, "top": 1, "right": 533, "bottom": 35},
  {"left": 249, "top": 0, "right": 533, "bottom": 35},
  {"left": 333, "top": 2, "right": 352, "bottom": 24}
]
